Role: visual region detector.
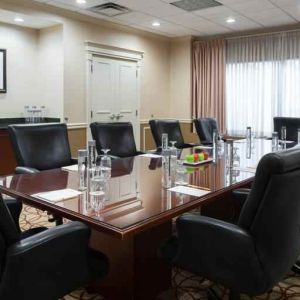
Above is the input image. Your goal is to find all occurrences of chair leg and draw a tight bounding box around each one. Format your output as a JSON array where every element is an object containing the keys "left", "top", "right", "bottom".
[{"left": 292, "top": 257, "right": 300, "bottom": 274}]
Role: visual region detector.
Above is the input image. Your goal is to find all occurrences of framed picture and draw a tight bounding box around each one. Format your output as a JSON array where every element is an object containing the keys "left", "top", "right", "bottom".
[{"left": 0, "top": 49, "right": 7, "bottom": 93}]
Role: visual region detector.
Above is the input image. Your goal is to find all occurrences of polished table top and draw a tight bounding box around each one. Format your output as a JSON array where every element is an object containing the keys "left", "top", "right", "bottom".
[{"left": 0, "top": 139, "right": 275, "bottom": 238}]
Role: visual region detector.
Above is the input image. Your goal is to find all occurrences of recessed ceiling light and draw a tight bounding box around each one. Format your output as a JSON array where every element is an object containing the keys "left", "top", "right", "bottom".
[
  {"left": 76, "top": 0, "right": 87, "bottom": 4},
  {"left": 14, "top": 17, "right": 24, "bottom": 23},
  {"left": 152, "top": 21, "right": 161, "bottom": 27},
  {"left": 226, "top": 18, "right": 236, "bottom": 23}
]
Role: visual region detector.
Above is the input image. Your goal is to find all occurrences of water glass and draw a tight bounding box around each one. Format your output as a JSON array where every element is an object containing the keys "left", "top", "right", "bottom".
[
  {"left": 272, "top": 132, "right": 279, "bottom": 151},
  {"left": 78, "top": 149, "right": 88, "bottom": 191},
  {"left": 281, "top": 126, "right": 287, "bottom": 141},
  {"left": 89, "top": 175, "right": 107, "bottom": 215},
  {"left": 100, "top": 149, "right": 112, "bottom": 180},
  {"left": 88, "top": 140, "right": 96, "bottom": 168},
  {"left": 175, "top": 160, "right": 189, "bottom": 186},
  {"left": 162, "top": 133, "right": 168, "bottom": 150}
]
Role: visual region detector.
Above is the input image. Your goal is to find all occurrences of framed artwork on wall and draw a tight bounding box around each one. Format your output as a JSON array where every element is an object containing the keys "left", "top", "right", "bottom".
[{"left": 0, "top": 49, "right": 7, "bottom": 93}]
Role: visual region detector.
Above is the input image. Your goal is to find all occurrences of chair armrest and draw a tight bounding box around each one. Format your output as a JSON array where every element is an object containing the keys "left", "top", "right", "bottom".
[
  {"left": 174, "top": 214, "right": 256, "bottom": 274},
  {"left": 4, "top": 198, "right": 22, "bottom": 231},
  {"left": 15, "top": 166, "right": 39, "bottom": 174},
  {"left": 232, "top": 188, "right": 251, "bottom": 203},
  {"left": 1, "top": 222, "right": 98, "bottom": 299}
]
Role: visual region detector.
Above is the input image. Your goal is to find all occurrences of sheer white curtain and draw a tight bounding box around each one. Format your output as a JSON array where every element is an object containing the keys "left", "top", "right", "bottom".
[{"left": 226, "top": 31, "right": 300, "bottom": 136}]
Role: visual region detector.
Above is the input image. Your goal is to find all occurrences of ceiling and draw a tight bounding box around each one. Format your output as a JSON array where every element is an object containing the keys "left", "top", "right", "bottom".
[{"left": 28, "top": 0, "right": 300, "bottom": 36}]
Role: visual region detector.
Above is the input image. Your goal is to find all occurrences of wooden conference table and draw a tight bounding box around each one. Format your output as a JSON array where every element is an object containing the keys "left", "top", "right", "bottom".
[{"left": 0, "top": 139, "right": 274, "bottom": 299}]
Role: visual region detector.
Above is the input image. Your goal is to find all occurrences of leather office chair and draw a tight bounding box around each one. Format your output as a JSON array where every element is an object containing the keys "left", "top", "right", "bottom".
[
  {"left": 149, "top": 119, "right": 193, "bottom": 150},
  {"left": 0, "top": 194, "right": 108, "bottom": 300},
  {"left": 90, "top": 122, "right": 142, "bottom": 158},
  {"left": 274, "top": 117, "right": 300, "bottom": 142},
  {"left": 8, "top": 123, "right": 76, "bottom": 174},
  {"left": 161, "top": 146, "right": 300, "bottom": 299},
  {"left": 193, "top": 117, "right": 219, "bottom": 145}
]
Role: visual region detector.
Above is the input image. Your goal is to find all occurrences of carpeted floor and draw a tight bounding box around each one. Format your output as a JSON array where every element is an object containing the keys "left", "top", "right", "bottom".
[{"left": 20, "top": 205, "right": 300, "bottom": 300}]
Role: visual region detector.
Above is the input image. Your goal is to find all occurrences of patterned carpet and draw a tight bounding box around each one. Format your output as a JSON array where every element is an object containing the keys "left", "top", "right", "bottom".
[{"left": 19, "top": 205, "right": 300, "bottom": 300}]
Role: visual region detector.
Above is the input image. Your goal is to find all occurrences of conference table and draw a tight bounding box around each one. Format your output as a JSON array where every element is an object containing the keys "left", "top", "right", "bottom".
[{"left": 0, "top": 139, "right": 274, "bottom": 299}]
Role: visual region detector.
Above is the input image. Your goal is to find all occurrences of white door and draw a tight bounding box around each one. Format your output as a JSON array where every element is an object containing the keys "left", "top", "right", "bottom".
[{"left": 89, "top": 56, "right": 140, "bottom": 146}]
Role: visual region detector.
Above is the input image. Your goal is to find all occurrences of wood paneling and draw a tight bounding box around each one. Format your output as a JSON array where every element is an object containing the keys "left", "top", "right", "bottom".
[
  {"left": 0, "top": 129, "right": 16, "bottom": 175},
  {"left": 68, "top": 128, "right": 87, "bottom": 157}
]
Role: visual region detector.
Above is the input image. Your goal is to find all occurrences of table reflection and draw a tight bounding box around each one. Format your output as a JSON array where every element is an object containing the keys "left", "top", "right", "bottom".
[{"left": 0, "top": 138, "right": 279, "bottom": 232}]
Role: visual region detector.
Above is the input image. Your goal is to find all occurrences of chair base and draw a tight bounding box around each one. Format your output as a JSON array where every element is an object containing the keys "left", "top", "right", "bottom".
[
  {"left": 292, "top": 257, "right": 300, "bottom": 274},
  {"left": 207, "top": 287, "right": 241, "bottom": 300}
]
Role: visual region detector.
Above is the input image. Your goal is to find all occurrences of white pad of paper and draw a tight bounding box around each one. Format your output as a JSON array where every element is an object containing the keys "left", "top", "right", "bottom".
[
  {"left": 139, "top": 153, "right": 162, "bottom": 158},
  {"left": 62, "top": 165, "right": 78, "bottom": 172},
  {"left": 168, "top": 186, "right": 210, "bottom": 197},
  {"left": 32, "top": 189, "right": 82, "bottom": 202}
]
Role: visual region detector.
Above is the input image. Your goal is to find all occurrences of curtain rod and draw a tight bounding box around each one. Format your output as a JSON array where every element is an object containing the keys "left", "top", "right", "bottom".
[{"left": 225, "top": 27, "right": 300, "bottom": 40}]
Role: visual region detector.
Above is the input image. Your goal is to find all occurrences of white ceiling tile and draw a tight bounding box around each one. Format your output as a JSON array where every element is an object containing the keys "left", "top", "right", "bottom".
[
  {"left": 280, "top": 4, "right": 300, "bottom": 21},
  {"left": 114, "top": 11, "right": 155, "bottom": 25},
  {"left": 246, "top": 7, "right": 297, "bottom": 27},
  {"left": 138, "top": 2, "right": 184, "bottom": 17},
  {"left": 269, "top": 0, "right": 300, "bottom": 7},
  {"left": 193, "top": 5, "right": 235, "bottom": 17},
  {"left": 232, "top": 0, "right": 276, "bottom": 13},
  {"left": 207, "top": 14, "right": 262, "bottom": 30}
]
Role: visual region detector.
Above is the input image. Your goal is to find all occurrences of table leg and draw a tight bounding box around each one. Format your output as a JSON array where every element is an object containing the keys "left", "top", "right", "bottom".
[{"left": 90, "top": 221, "right": 172, "bottom": 300}]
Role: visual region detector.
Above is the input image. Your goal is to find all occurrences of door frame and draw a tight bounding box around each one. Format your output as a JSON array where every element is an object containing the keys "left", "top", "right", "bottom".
[{"left": 85, "top": 41, "right": 144, "bottom": 148}]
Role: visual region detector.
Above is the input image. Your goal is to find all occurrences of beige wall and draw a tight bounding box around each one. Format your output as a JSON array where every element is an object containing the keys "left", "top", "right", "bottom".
[
  {"left": 0, "top": 21, "right": 64, "bottom": 119},
  {"left": 62, "top": 19, "right": 171, "bottom": 123},
  {"left": 38, "top": 25, "right": 64, "bottom": 119},
  {"left": 0, "top": 22, "right": 39, "bottom": 118},
  {"left": 170, "top": 36, "right": 192, "bottom": 120}
]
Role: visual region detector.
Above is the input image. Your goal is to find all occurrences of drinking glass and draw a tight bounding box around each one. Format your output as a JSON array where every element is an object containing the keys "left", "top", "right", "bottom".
[
  {"left": 78, "top": 149, "right": 88, "bottom": 191},
  {"left": 175, "top": 160, "right": 189, "bottom": 186},
  {"left": 272, "top": 132, "right": 279, "bottom": 151},
  {"left": 89, "top": 175, "right": 106, "bottom": 217},
  {"left": 100, "top": 149, "right": 112, "bottom": 180}
]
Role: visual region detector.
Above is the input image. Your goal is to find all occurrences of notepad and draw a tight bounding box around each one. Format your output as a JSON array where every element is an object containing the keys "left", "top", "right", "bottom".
[
  {"left": 232, "top": 166, "right": 256, "bottom": 174},
  {"left": 139, "top": 153, "right": 162, "bottom": 158},
  {"left": 61, "top": 165, "right": 78, "bottom": 172},
  {"left": 33, "top": 189, "right": 82, "bottom": 203},
  {"left": 169, "top": 186, "right": 210, "bottom": 197}
]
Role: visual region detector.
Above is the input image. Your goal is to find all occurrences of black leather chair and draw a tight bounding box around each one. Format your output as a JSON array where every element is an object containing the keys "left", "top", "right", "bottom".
[
  {"left": 90, "top": 122, "right": 142, "bottom": 158},
  {"left": 0, "top": 194, "right": 108, "bottom": 300},
  {"left": 161, "top": 146, "right": 300, "bottom": 298},
  {"left": 149, "top": 119, "right": 193, "bottom": 150},
  {"left": 274, "top": 117, "right": 300, "bottom": 142},
  {"left": 8, "top": 123, "right": 76, "bottom": 174},
  {"left": 193, "top": 117, "right": 219, "bottom": 145}
]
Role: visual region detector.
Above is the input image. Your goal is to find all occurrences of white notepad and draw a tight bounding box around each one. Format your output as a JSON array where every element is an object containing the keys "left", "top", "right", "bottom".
[
  {"left": 139, "top": 153, "right": 162, "bottom": 158},
  {"left": 61, "top": 165, "right": 78, "bottom": 172},
  {"left": 32, "top": 189, "right": 82, "bottom": 203},
  {"left": 168, "top": 186, "right": 210, "bottom": 197}
]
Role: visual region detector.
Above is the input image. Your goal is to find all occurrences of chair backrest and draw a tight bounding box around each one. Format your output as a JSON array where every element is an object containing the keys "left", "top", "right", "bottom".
[
  {"left": 238, "top": 145, "right": 300, "bottom": 286},
  {"left": 0, "top": 195, "right": 20, "bottom": 278},
  {"left": 8, "top": 123, "right": 73, "bottom": 171},
  {"left": 193, "top": 118, "right": 218, "bottom": 144},
  {"left": 149, "top": 119, "right": 185, "bottom": 148},
  {"left": 274, "top": 117, "right": 300, "bottom": 142},
  {"left": 90, "top": 122, "right": 138, "bottom": 158}
]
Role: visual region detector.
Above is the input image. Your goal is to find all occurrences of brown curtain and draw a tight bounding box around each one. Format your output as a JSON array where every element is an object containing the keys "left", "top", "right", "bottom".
[{"left": 192, "top": 39, "right": 226, "bottom": 133}]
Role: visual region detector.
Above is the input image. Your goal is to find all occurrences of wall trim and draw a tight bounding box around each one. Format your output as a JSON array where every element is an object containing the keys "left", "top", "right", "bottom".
[
  {"left": 85, "top": 41, "right": 144, "bottom": 62},
  {"left": 67, "top": 123, "right": 88, "bottom": 130},
  {"left": 140, "top": 119, "right": 193, "bottom": 124}
]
